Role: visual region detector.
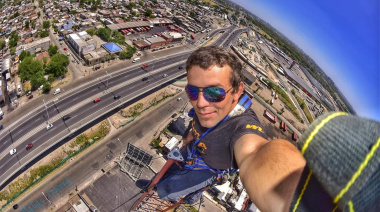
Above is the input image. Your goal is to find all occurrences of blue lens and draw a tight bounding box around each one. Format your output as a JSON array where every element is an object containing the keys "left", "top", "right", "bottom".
[
  {"left": 185, "top": 85, "right": 199, "bottom": 101},
  {"left": 203, "top": 87, "right": 226, "bottom": 102}
]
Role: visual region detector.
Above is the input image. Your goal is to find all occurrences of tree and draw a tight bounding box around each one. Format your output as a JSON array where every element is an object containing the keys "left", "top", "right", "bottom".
[
  {"left": 50, "top": 53, "right": 69, "bottom": 67},
  {"left": 24, "top": 20, "right": 29, "bottom": 29},
  {"left": 96, "top": 28, "right": 111, "bottom": 41},
  {"left": 86, "top": 28, "right": 96, "bottom": 36},
  {"left": 69, "top": 10, "right": 77, "bottom": 14},
  {"left": 30, "top": 72, "right": 46, "bottom": 89},
  {"left": 300, "top": 102, "right": 305, "bottom": 110},
  {"left": 19, "top": 57, "right": 43, "bottom": 81},
  {"left": 0, "top": 40, "right": 5, "bottom": 50},
  {"left": 10, "top": 47, "right": 16, "bottom": 55},
  {"left": 138, "top": 1, "right": 144, "bottom": 6},
  {"left": 189, "top": 11, "right": 195, "bottom": 18},
  {"left": 42, "top": 81, "right": 51, "bottom": 93},
  {"left": 48, "top": 45, "right": 58, "bottom": 56},
  {"left": 37, "top": 11, "right": 40, "bottom": 17},
  {"left": 145, "top": 9, "right": 153, "bottom": 17},
  {"left": 131, "top": 10, "right": 137, "bottom": 16},
  {"left": 291, "top": 89, "right": 295, "bottom": 95},
  {"left": 127, "top": 2, "right": 136, "bottom": 9},
  {"left": 45, "top": 61, "right": 66, "bottom": 77},
  {"left": 40, "top": 30, "right": 49, "bottom": 38},
  {"left": 43, "top": 20, "right": 50, "bottom": 29},
  {"left": 19, "top": 50, "right": 31, "bottom": 61}
]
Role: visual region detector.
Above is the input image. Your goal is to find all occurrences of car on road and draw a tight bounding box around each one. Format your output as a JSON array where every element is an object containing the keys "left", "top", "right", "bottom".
[
  {"left": 46, "top": 123, "right": 53, "bottom": 130},
  {"left": 62, "top": 114, "right": 71, "bottom": 121},
  {"left": 141, "top": 64, "right": 148, "bottom": 69},
  {"left": 114, "top": 94, "right": 121, "bottom": 100},
  {"left": 53, "top": 88, "right": 61, "bottom": 95},
  {"left": 162, "top": 74, "right": 168, "bottom": 78},
  {"left": 26, "top": 143, "right": 33, "bottom": 150},
  {"left": 177, "top": 97, "right": 182, "bottom": 101},
  {"left": 94, "top": 97, "right": 101, "bottom": 103},
  {"left": 10, "top": 148, "right": 16, "bottom": 156},
  {"left": 0, "top": 125, "right": 3, "bottom": 130},
  {"left": 142, "top": 77, "right": 149, "bottom": 82},
  {"left": 28, "top": 94, "right": 33, "bottom": 99},
  {"left": 178, "top": 66, "right": 183, "bottom": 69},
  {"left": 171, "top": 113, "right": 177, "bottom": 118}
]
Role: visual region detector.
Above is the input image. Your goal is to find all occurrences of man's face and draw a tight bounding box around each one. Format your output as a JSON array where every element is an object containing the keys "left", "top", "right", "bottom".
[{"left": 187, "top": 65, "right": 243, "bottom": 128}]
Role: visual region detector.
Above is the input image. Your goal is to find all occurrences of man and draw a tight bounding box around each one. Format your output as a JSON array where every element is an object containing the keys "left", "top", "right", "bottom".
[
  {"left": 136, "top": 46, "right": 304, "bottom": 209},
  {"left": 137, "top": 46, "right": 379, "bottom": 211}
]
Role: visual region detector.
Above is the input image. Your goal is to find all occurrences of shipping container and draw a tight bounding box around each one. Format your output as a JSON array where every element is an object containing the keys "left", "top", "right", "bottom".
[
  {"left": 263, "top": 109, "right": 277, "bottom": 123},
  {"left": 292, "top": 132, "right": 298, "bottom": 141}
]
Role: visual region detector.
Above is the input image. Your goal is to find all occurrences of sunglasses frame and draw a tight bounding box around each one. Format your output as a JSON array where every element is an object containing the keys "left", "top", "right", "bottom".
[{"left": 185, "top": 85, "right": 233, "bottom": 102}]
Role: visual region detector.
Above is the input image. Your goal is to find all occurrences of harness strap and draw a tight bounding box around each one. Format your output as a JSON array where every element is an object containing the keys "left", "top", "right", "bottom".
[{"left": 185, "top": 94, "right": 252, "bottom": 178}]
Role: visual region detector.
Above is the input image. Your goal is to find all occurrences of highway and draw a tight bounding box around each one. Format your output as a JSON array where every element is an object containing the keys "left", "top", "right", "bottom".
[
  {"left": 0, "top": 26, "right": 246, "bottom": 189},
  {"left": 0, "top": 52, "right": 190, "bottom": 188}
]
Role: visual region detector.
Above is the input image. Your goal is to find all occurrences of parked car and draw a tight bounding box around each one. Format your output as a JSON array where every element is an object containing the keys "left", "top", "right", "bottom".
[
  {"left": 26, "top": 91, "right": 32, "bottom": 96},
  {"left": 114, "top": 94, "right": 121, "bottom": 100},
  {"left": 0, "top": 125, "right": 3, "bottom": 130},
  {"left": 62, "top": 114, "right": 71, "bottom": 121},
  {"left": 178, "top": 66, "right": 183, "bottom": 69},
  {"left": 28, "top": 94, "right": 33, "bottom": 99},
  {"left": 142, "top": 77, "right": 149, "bottom": 81},
  {"left": 46, "top": 123, "right": 53, "bottom": 130},
  {"left": 9, "top": 148, "right": 16, "bottom": 156},
  {"left": 63, "top": 47, "right": 67, "bottom": 51},
  {"left": 53, "top": 88, "right": 61, "bottom": 95},
  {"left": 13, "top": 204, "right": 18, "bottom": 209},
  {"left": 94, "top": 97, "right": 101, "bottom": 103},
  {"left": 162, "top": 74, "right": 168, "bottom": 78},
  {"left": 26, "top": 143, "right": 33, "bottom": 150}
]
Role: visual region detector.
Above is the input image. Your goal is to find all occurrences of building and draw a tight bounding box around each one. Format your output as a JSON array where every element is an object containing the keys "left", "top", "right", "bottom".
[
  {"left": 23, "top": 37, "right": 50, "bottom": 55},
  {"left": 67, "top": 31, "right": 97, "bottom": 56},
  {"left": 145, "top": 36, "right": 167, "bottom": 49},
  {"left": 83, "top": 48, "right": 109, "bottom": 66}
]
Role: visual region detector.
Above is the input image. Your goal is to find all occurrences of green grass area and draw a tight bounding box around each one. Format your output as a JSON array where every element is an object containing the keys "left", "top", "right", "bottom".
[
  {"left": 0, "top": 121, "right": 110, "bottom": 209},
  {"left": 202, "top": 0, "right": 217, "bottom": 6},
  {"left": 293, "top": 91, "right": 313, "bottom": 123},
  {"left": 265, "top": 81, "right": 302, "bottom": 122}
]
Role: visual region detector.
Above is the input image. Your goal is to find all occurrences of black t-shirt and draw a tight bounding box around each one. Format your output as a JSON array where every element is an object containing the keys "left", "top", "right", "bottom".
[{"left": 189, "top": 108, "right": 268, "bottom": 170}]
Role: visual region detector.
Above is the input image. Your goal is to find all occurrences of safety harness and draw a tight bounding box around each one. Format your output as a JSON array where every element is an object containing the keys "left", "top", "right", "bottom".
[{"left": 184, "top": 94, "right": 252, "bottom": 182}]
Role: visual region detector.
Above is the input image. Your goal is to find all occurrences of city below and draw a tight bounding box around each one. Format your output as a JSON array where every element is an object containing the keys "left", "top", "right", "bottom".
[{"left": 0, "top": 0, "right": 350, "bottom": 211}]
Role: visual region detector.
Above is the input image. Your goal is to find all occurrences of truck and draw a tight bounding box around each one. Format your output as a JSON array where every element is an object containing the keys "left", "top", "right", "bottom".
[
  {"left": 263, "top": 109, "right": 277, "bottom": 123},
  {"left": 292, "top": 132, "right": 298, "bottom": 141}
]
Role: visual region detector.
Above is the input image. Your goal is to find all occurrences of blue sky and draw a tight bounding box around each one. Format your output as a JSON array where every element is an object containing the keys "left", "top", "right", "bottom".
[{"left": 231, "top": 0, "right": 379, "bottom": 121}]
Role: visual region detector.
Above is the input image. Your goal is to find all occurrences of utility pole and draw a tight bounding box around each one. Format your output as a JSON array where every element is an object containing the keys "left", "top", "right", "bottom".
[
  {"left": 42, "top": 99, "right": 50, "bottom": 124},
  {"left": 106, "top": 70, "right": 111, "bottom": 90}
]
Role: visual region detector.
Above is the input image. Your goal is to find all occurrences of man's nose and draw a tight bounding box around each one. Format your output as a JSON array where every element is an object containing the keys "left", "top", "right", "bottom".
[{"left": 196, "top": 92, "right": 209, "bottom": 108}]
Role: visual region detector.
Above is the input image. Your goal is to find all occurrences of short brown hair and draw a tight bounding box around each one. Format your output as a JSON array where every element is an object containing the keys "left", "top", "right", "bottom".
[{"left": 186, "top": 46, "right": 243, "bottom": 92}]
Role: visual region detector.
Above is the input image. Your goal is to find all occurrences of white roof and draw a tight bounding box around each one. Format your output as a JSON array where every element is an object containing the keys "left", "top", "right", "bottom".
[{"left": 165, "top": 137, "right": 179, "bottom": 151}]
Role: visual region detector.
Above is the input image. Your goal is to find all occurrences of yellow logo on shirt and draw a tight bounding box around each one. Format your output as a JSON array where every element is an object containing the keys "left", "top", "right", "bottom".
[{"left": 246, "top": 124, "right": 263, "bottom": 132}]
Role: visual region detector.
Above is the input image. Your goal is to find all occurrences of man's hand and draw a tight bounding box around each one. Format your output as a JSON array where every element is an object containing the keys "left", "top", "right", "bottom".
[{"left": 234, "top": 135, "right": 306, "bottom": 211}]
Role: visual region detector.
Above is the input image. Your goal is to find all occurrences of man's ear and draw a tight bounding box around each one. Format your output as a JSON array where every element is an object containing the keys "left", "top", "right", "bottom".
[{"left": 233, "top": 82, "right": 244, "bottom": 102}]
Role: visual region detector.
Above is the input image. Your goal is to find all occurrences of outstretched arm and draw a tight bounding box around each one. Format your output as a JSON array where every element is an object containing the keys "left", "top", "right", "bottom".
[{"left": 234, "top": 134, "right": 306, "bottom": 211}]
